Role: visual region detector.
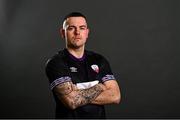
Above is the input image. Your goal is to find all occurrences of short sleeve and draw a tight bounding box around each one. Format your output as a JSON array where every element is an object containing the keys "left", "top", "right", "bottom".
[
  {"left": 97, "top": 55, "right": 116, "bottom": 83},
  {"left": 45, "top": 56, "right": 71, "bottom": 90}
]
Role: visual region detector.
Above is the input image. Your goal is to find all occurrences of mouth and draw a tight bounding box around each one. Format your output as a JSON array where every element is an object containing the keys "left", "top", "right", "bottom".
[
  {"left": 74, "top": 37, "right": 81, "bottom": 40},
  {"left": 75, "top": 36, "right": 81, "bottom": 38},
  {"left": 74, "top": 35, "right": 81, "bottom": 39}
]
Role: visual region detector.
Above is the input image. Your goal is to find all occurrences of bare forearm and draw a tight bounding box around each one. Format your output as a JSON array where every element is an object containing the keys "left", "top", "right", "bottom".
[
  {"left": 91, "top": 89, "right": 120, "bottom": 105},
  {"left": 91, "top": 81, "right": 121, "bottom": 105},
  {"left": 55, "top": 80, "right": 120, "bottom": 109},
  {"left": 66, "top": 84, "right": 104, "bottom": 109}
]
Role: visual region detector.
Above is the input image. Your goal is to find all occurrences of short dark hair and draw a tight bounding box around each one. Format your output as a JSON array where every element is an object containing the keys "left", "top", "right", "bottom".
[{"left": 63, "top": 12, "right": 87, "bottom": 22}]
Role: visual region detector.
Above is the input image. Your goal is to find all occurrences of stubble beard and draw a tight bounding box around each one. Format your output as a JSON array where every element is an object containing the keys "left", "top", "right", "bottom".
[
  {"left": 67, "top": 42, "right": 85, "bottom": 50},
  {"left": 67, "top": 38, "right": 86, "bottom": 50}
]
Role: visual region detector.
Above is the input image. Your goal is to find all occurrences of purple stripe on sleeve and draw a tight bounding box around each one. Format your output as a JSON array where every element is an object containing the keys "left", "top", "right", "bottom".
[
  {"left": 102, "top": 74, "right": 115, "bottom": 82},
  {"left": 50, "top": 76, "right": 71, "bottom": 90}
]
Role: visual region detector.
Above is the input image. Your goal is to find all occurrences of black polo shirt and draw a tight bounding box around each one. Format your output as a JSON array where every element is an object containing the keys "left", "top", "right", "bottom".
[{"left": 45, "top": 48, "right": 116, "bottom": 118}]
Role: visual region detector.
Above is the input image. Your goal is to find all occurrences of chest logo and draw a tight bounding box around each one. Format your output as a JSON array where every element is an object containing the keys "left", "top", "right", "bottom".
[
  {"left": 70, "top": 67, "right": 77, "bottom": 72},
  {"left": 91, "top": 64, "right": 99, "bottom": 73}
]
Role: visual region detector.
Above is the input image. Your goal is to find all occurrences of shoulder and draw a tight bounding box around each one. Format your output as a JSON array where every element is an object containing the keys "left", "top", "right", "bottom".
[
  {"left": 45, "top": 49, "right": 66, "bottom": 68},
  {"left": 85, "top": 50, "right": 109, "bottom": 62},
  {"left": 85, "top": 50, "right": 105, "bottom": 59}
]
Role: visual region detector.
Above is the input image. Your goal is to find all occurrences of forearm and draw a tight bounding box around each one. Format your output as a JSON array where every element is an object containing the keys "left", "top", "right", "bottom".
[
  {"left": 91, "top": 88, "right": 120, "bottom": 105},
  {"left": 64, "top": 83, "right": 104, "bottom": 109},
  {"left": 55, "top": 80, "right": 120, "bottom": 109},
  {"left": 91, "top": 81, "right": 121, "bottom": 105}
]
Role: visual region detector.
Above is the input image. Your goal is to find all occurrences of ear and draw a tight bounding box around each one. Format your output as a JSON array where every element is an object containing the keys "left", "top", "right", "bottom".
[
  {"left": 86, "top": 28, "right": 90, "bottom": 39},
  {"left": 60, "top": 28, "right": 65, "bottom": 39}
]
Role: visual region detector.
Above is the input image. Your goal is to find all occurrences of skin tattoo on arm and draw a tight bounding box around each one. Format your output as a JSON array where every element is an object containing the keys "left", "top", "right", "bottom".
[
  {"left": 73, "top": 83, "right": 104, "bottom": 108},
  {"left": 54, "top": 82, "right": 104, "bottom": 109}
]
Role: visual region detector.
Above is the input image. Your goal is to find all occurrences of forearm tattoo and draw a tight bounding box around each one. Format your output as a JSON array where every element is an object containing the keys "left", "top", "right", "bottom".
[
  {"left": 55, "top": 82, "right": 73, "bottom": 95},
  {"left": 55, "top": 82, "right": 103, "bottom": 109},
  {"left": 72, "top": 84, "right": 103, "bottom": 108}
]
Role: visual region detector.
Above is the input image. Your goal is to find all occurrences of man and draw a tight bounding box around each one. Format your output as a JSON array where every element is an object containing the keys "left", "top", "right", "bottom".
[{"left": 45, "top": 12, "right": 121, "bottom": 118}]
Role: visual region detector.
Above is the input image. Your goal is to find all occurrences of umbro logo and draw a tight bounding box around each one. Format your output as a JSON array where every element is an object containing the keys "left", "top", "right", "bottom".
[{"left": 70, "top": 67, "right": 77, "bottom": 72}]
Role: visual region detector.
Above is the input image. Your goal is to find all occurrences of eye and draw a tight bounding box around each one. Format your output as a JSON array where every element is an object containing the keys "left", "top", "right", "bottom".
[
  {"left": 67, "top": 26, "right": 74, "bottom": 31},
  {"left": 80, "top": 27, "right": 86, "bottom": 30}
]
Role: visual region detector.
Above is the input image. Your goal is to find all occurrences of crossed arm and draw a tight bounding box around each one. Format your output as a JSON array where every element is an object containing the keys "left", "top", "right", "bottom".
[{"left": 54, "top": 80, "right": 121, "bottom": 110}]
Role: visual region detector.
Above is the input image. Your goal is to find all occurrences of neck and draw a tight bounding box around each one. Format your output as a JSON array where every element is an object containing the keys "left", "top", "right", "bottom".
[{"left": 66, "top": 46, "right": 85, "bottom": 58}]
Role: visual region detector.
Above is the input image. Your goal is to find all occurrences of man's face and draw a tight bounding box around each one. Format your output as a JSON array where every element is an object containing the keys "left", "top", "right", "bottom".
[{"left": 62, "top": 17, "right": 89, "bottom": 49}]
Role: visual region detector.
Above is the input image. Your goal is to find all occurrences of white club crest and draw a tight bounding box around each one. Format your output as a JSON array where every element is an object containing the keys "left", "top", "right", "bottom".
[{"left": 91, "top": 64, "right": 99, "bottom": 73}]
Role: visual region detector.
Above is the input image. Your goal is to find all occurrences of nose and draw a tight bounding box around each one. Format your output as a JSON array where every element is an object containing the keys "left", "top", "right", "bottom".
[{"left": 75, "top": 28, "right": 80, "bottom": 35}]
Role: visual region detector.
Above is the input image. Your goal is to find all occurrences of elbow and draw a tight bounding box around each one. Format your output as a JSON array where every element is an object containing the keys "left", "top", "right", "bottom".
[
  {"left": 115, "top": 96, "right": 121, "bottom": 104},
  {"left": 69, "top": 105, "right": 77, "bottom": 110},
  {"left": 67, "top": 103, "right": 76, "bottom": 110},
  {"left": 66, "top": 100, "right": 78, "bottom": 110},
  {"left": 113, "top": 93, "right": 121, "bottom": 104},
  {"left": 58, "top": 92, "right": 79, "bottom": 110},
  {"left": 59, "top": 96, "right": 78, "bottom": 110}
]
